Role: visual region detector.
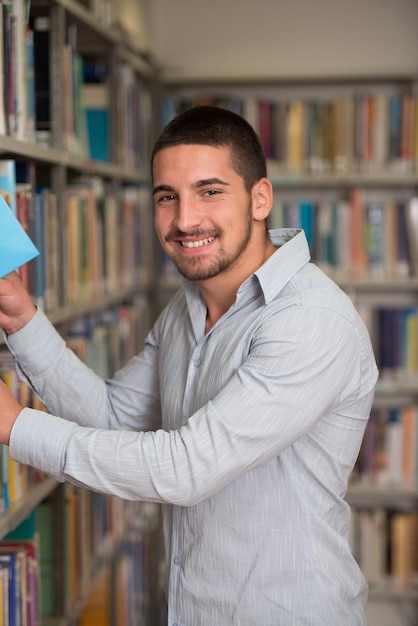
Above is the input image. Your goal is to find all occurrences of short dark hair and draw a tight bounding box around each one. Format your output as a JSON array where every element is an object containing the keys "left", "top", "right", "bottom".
[{"left": 151, "top": 105, "right": 267, "bottom": 192}]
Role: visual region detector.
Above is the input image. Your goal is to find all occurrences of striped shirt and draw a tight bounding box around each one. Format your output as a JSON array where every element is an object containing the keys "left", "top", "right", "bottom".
[{"left": 8, "top": 229, "right": 378, "bottom": 625}]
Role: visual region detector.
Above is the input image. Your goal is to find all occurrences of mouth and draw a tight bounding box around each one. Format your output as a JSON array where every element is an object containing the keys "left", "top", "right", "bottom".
[{"left": 180, "top": 236, "right": 215, "bottom": 249}]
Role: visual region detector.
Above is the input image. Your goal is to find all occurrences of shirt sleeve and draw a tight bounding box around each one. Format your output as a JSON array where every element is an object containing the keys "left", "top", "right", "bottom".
[
  {"left": 5, "top": 307, "right": 162, "bottom": 432},
  {"left": 9, "top": 305, "right": 377, "bottom": 506}
]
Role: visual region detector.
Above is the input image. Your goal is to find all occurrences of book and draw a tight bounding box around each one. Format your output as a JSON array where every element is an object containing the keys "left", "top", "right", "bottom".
[
  {"left": 3, "top": 0, "right": 27, "bottom": 140},
  {"left": 31, "top": 15, "right": 50, "bottom": 146},
  {"left": 405, "top": 196, "right": 418, "bottom": 275},
  {"left": 43, "top": 189, "right": 59, "bottom": 311},
  {"left": 366, "top": 201, "right": 385, "bottom": 278},
  {"left": 0, "top": 159, "right": 16, "bottom": 215},
  {"left": 34, "top": 501, "right": 55, "bottom": 617},
  {"left": 25, "top": 26, "right": 36, "bottom": 144},
  {"left": 0, "top": 5, "right": 6, "bottom": 136},
  {"left": 0, "top": 193, "right": 39, "bottom": 278},
  {"left": 3, "top": 540, "right": 40, "bottom": 626},
  {"left": 15, "top": 183, "right": 33, "bottom": 290},
  {"left": 0, "top": 548, "right": 25, "bottom": 626},
  {"left": 82, "top": 83, "right": 110, "bottom": 161},
  {"left": 0, "top": 562, "right": 9, "bottom": 626},
  {"left": 391, "top": 511, "right": 418, "bottom": 585}
]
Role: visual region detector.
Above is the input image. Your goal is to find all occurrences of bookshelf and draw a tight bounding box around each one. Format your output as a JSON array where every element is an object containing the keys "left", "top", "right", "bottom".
[
  {"left": 0, "top": 0, "right": 163, "bottom": 624},
  {"left": 158, "top": 76, "right": 418, "bottom": 610}
]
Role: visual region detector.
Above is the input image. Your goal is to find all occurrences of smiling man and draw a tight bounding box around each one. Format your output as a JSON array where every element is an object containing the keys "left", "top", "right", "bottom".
[
  {"left": 0, "top": 106, "right": 378, "bottom": 625},
  {"left": 153, "top": 139, "right": 276, "bottom": 330}
]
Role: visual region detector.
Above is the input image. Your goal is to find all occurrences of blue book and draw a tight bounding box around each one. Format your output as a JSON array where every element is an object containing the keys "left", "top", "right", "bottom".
[
  {"left": 82, "top": 83, "right": 109, "bottom": 161},
  {"left": 0, "top": 194, "right": 39, "bottom": 279},
  {"left": 0, "top": 160, "right": 16, "bottom": 216},
  {"left": 0, "top": 551, "right": 21, "bottom": 626},
  {"left": 2, "top": 444, "right": 9, "bottom": 511},
  {"left": 86, "top": 109, "right": 109, "bottom": 161},
  {"left": 299, "top": 200, "right": 315, "bottom": 253}
]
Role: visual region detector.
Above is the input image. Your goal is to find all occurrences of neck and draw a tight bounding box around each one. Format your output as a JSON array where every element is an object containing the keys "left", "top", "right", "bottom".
[{"left": 201, "top": 237, "right": 276, "bottom": 333}]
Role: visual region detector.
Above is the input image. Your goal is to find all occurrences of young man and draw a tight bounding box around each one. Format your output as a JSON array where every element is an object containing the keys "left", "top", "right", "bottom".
[{"left": 0, "top": 106, "right": 377, "bottom": 625}]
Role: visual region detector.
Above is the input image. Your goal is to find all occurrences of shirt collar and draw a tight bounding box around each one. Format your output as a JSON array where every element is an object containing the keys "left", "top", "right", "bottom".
[
  {"left": 184, "top": 227, "right": 311, "bottom": 312},
  {"left": 253, "top": 228, "right": 311, "bottom": 303}
]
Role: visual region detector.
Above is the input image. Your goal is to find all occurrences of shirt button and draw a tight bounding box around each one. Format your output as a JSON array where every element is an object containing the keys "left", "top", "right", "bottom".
[
  {"left": 194, "top": 358, "right": 201, "bottom": 368},
  {"left": 173, "top": 556, "right": 181, "bottom": 565}
]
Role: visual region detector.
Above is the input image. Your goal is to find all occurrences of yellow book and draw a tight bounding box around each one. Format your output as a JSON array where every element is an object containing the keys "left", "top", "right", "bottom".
[
  {"left": 286, "top": 100, "right": 305, "bottom": 173},
  {"left": 391, "top": 512, "right": 418, "bottom": 585},
  {"left": 3, "top": 371, "right": 19, "bottom": 503},
  {"left": 79, "top": 566, "right": 111, "bottom": 626},
  {"left": 405, "top": 314, "right": 418, "bottom": 377},
  {"left": 413, "top": 99, "right": 418, "bottom": 172}
]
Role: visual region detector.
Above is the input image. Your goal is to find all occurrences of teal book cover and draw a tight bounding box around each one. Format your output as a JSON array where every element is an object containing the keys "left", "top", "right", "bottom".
[{"left": 0, "top": 194, "right": 39, "bottom": 278}]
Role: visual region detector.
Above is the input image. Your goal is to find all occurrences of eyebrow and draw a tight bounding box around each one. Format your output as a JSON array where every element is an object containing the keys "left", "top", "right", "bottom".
[
  {"left": 153, "top": 178, "right": 230, "bottom": 196},
  {"left": 152, "top": 184, "right": 175, "bottom": 197}
]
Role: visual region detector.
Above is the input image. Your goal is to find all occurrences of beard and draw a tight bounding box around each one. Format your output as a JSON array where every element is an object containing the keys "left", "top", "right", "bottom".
[{"left": 166, "top": 206, "right": 253, "bottom": 281}]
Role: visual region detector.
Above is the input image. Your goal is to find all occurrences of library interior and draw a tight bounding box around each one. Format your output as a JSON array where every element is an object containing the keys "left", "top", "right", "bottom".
[{"left": 0, "top": 0, "right": 417, "bottom": 624}]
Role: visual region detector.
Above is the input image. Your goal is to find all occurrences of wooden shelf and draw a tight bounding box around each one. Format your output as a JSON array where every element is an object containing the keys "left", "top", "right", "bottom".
[
  {"left": 268, "top": 171, "right": 418, "bottom": 188},
  {"left": 162, "top": 74, "right": 418, "bottom": 88},
  {"left": 347, "top": 484, "right": 418, "bottom": 510},
  {"left": 368, "top": 580, "right": 418, "bottom": 602},
  {"left": 0, "top": 135, "right": 150, "bottom": 182},
  {"left": 0, "top": 476, "right": 58, "bottom": 539}
]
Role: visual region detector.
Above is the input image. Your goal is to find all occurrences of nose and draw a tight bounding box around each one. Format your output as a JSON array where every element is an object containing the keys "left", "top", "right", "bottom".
[{"left": 174, "top": 194, "right": 202, "bottom": 233}]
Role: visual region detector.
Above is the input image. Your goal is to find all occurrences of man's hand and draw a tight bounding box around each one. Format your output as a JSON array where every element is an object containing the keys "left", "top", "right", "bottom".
[
  {"left": 0, "top": 380, "right": 22, "bottom": 444},
  {"left": 0, "top": 272, "right": 37, "bottom": 335}
]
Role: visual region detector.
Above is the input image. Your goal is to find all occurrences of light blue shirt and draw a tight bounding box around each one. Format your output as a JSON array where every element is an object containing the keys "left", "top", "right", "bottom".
[{"left": 7, "top": 229, "right": 378, "bottom": 625}]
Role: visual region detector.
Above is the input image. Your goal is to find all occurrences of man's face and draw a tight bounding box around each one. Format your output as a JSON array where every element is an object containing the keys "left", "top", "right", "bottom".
[{"left": 152, "top": 144, "right": 254, "bottom": 281}]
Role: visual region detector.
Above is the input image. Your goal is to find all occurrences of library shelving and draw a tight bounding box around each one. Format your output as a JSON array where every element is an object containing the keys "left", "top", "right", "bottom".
[
  {"left": 0, "top": 0, "right": 163, "bottom": 624},
  {"left": 157, "top": 75, "right": 418, "bottom": 608}
]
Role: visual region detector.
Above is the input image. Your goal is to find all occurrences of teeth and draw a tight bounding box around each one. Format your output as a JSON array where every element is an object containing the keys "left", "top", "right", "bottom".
[{"left": 181, "top": 237, "right": 214, "bottom": 248}]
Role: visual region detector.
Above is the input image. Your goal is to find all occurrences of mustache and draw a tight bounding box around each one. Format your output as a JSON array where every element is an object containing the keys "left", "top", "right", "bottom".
[{"left": 165, "top": 228, "right": 220, "bottom": 243}]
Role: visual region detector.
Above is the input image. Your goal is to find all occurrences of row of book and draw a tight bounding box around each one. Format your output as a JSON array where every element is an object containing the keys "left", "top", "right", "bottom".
[
  {"left": 36, "top": 483, "right": 131, "bottom": 619},
  {"left": 372, "top": 308, "right": 418, "bottom": 382},
  {"left": 0, "top": 0, "right": 35, "bottom": 142},
  {"left": 160, "top": 91, "right": 418, "bottom": 175},
  {"left": 114, "top": 66, "right": 152, "bottom": 170},
  {"left": 0, "top": 159, "right": 152, "bottom": 312},
  {"left": 0, "top": 0, "right": 152, "bottom": 167},
  {"left": 0, "top": 351, "right": 46, "bottom": 513},
  {"left": 78, "top": 526, "right": 159, "bottom": 626},
  {"left": 0, "top": 534, "right": 41, "bottom": 625},
  {"left": 65, "top": 299, "right": 151, "bottom": 379},
  {"left": 355, "top": 405, "right": 418, "bottom": 489},
  {"left": 0, "top": 482, "right": 141, "bottom": 623},
  {"left": 0, "top": 484, "right": 159, "bottom": 625},
  {"left": 63, "top": 32, "right": 151, "bottom": 167},
  {"left": 351, "top": 508, "right": 418, "bottom": 589},
  {"left": 62, "top": 179, "right": 152, "bottom": 307},
  {"left": 268, "top": 190, "right": 418, "bottom": 280}
]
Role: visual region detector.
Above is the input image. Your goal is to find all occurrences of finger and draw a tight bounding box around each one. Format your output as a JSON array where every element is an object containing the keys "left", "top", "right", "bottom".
[
  {"left": 0, "top": 272, "right": 22, "bottom": 292},
  {"left": 1, "top": 271, "right": 20, "bottom": 283}
]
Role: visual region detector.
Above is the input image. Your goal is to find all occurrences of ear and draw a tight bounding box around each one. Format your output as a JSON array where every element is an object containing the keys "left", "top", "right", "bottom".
[{"left": 251, "top": 177, "right": 273, "bottom": 222}]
